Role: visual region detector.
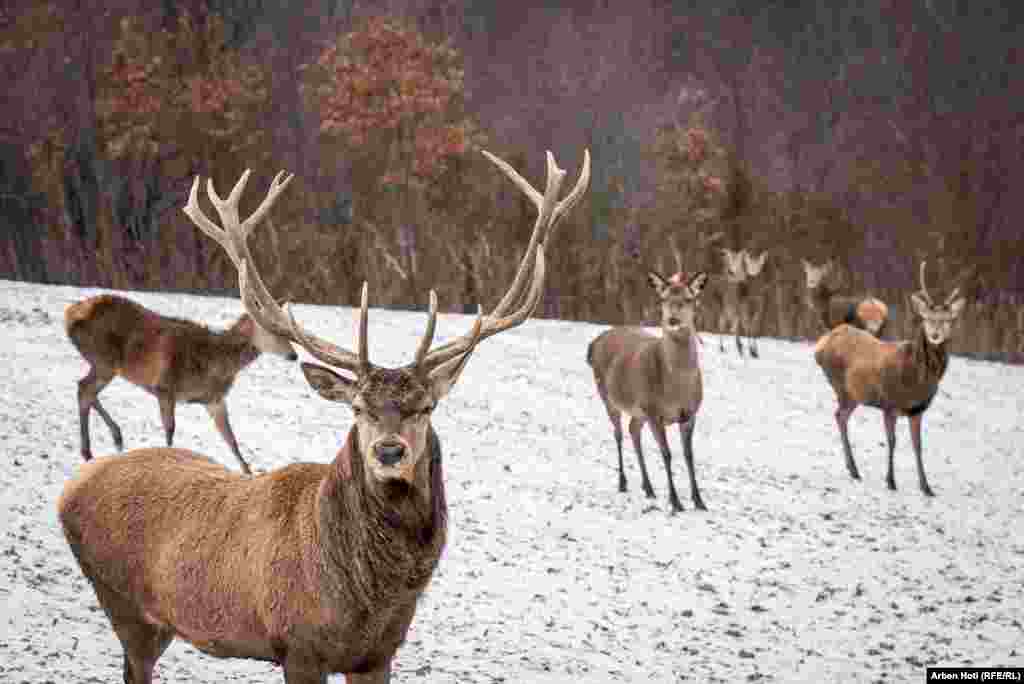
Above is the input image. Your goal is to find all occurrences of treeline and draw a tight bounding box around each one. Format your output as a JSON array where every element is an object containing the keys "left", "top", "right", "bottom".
[{"left": 1, "top": 1, "right": 1022, "bottom": 358}]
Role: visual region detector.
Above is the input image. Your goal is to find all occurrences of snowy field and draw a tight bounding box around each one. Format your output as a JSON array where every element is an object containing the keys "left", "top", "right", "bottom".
[{"left": 1, "top": 278, "right": 1022, "bottom": 683}]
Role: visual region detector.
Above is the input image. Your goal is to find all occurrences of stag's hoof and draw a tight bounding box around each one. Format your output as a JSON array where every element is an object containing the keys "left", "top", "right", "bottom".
[
  {"left": 921, "top": 484, "right": 936, "bottom": 497},
  {"left": 693, "top": 497, "right": 708, "bottom": 512},
  {"left": 643, "top": 485, "right": 656, "bottom": 499},
  {"left": 618, "top": 478, "right": 628, "bottom": 493},
  {"left": 886, "top": 479, "right": 897, "bottom": 491}
]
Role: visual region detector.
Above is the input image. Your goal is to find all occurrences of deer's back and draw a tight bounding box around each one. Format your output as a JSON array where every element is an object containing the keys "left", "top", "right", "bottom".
[
  {"left": 814, "top": 324, "right": 922, "bottom": 408},
  {"left": 58, "top": 448, "right": 330, "bottom": 655}
]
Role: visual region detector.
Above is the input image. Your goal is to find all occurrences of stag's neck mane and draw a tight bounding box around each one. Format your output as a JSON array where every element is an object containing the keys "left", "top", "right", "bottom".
[
  {"left": 907, "top": 325, "right": 949, "bottom": 383},
  {"left": 316, "top": 427, "right": 447, "bottom": 611}
]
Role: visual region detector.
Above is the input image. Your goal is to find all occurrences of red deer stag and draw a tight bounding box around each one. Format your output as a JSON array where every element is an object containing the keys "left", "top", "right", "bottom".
[
  {"left": 58, "top": 149, "right": 590, "bottom": 684},
  {"left": 814, "top": 261, "right": 966, "bottom": 496},
  {"left": 587, "top": 268, "right": 709, "bottom": 513},
  {"left": 802, "top": 258, "right": 889, "bottom": 336},
  {"left": 65, "top": 293, "right": 298, "bottom": 473},
  {"left": 717, "top": 247, "right": 768, "bottom": 358}
]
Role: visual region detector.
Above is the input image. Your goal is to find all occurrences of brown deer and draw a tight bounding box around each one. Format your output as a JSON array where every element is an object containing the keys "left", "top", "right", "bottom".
[
  {"left": 802, "top": 258, "right": 889, "bottom": 336},
  {"left": 717, "top": 247, "right": 768, "bottom": 358},
  {"left": 814, "top": 261, "right": 966, "bottom": 496},
  {"left": 587, "top": 268, "right": 709, "bottom": 513},
  {"left": 58, "top": 149, "right": 591, "bottom": 684},
  {"left": 65, "top": 293, "right": 298, "bottom": 473}
]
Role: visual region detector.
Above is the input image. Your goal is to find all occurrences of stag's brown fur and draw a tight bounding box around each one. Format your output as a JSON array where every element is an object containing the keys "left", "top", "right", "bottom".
[
  {"left": 65, "top": 294, "right": 296, "bottom": 472},
  {"left": 58, "top": 426, "right": 446, "bottom": 681},
  {"left": 813, "top": 267, "right": 964, "bottom": 497}
]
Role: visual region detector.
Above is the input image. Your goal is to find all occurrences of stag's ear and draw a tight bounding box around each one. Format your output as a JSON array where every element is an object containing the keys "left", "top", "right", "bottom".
[
  {"left": 427, "top": 352, "right": 473, "bottom": 402},
  {"left": 688, "top": 271, "right": 709, "bottom": 297},
  {"left": 909, "top": 293, "right": 932, "bottom": 318},
  {"left": 948, "top": 296, "right": 966, "bottom": 319},
  {"left": 647, "top": 271, "right": 669, "bottom": 295},
  {"left": 301, "top": 362, "right": 357, "bottom": 404}
]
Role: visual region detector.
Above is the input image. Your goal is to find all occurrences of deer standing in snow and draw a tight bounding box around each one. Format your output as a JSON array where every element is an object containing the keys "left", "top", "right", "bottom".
[
  {"left": 65, "top": 293, "right": 298, "bottom": 473},
  {"left": 802, "top": 258, "right": 889, "bottom": 336},
  {"left": 587, "top": 268, "right": 709, "bottom": 513},
  {"left": 58, "top": 149, "right": 590, "bottom": 684},
  {"left": 717, "top": 247, "right": 768, "bottom": 358},
  {"left": 814, "top": 261, "right": 966, "bottom": 496}
]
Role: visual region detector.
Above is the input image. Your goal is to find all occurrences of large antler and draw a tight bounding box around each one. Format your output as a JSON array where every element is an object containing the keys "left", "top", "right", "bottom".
[
  {"left": 409, "top": 148, "right": 591, "bottom": 374},
  {"left": 183, "top": 169, "right": 368, "bottom": 374}
]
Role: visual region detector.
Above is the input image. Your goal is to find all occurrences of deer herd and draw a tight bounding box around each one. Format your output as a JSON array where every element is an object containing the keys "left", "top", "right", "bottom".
[{"left": 52, "top": 148, "right": 972, "bottom": 682}]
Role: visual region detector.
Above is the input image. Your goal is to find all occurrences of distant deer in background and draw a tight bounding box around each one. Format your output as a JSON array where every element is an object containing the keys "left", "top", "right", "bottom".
[
  {"left": 588, "top": 269, "right": 710, "bottom": 513},
  {"left": 65, "top": 294, "right": 297, "bottom": 473},
  {"left": 717, "top": 247, "right": 769, "bottom": 358},
  {"left": 814, "top": 261, "right": 966, "bottom": 496},
  {"left": 802, "top": 258, "right": 888, "bottom": 336}
]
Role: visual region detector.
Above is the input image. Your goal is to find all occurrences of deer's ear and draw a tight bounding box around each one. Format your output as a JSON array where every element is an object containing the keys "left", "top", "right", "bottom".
[
  {"left": 948, "top": 296, "right": 966, "bottom": 319},
  {"left": 647, "top": 271, "right": 669, "bottom": 294},
  {"left": 301, "top": 362, "right": 357, "bottom": 404},
  {"left": 688, "top": 271, "right": 709, "bottom": 296}
]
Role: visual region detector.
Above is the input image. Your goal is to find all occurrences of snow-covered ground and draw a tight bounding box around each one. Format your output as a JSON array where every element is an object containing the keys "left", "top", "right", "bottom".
[{"left": 1, "top": 278, "right": 1021, "bottom": 683}]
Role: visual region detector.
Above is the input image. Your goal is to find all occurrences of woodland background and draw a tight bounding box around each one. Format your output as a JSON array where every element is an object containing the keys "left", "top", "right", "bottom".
[{"left": 2, "top": 0, "right": 1022, "bottom": 358}]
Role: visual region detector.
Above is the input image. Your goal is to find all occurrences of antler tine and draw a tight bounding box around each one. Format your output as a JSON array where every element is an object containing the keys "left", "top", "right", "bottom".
[
  {"left": 183, "top": 176, "right": 242, "bottom": 269},
  {"left": 918, "top": 261, "right": 935, "bottom": 306},
  {"left": 414, "top": 290, "right": 439, "bottom": 366},
  {"left": 410, "top": 150, "right": 588, "bottom": 373},
  {"left": 183, "top": 169, "right": 369, "bottom": 375},
  {"left": 357, "top": 281, "right": 369, "bottom": 368}
]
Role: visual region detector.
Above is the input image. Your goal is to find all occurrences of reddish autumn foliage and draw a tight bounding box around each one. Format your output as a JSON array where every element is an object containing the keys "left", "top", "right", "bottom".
[{"left": 303, "top": 15, "right": 472, "bottom": 181}]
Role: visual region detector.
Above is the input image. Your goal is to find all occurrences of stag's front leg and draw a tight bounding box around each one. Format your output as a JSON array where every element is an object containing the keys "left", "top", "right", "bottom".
[
  {"left": 649, "top": 421, "right": 684, "bottom": 513},
  {"left": 679, "top": 414, "right": 706, "bottom": 511},
  {"left": 346, "top": 660, "right": 392, "bottom": 684},
  {"left": 157, "top": 391, "right": 176, "bottom": 447},
  {"left": 835, "top": 398, "right": 860, "bottom": 480},
  {"left": 205, "top": 400, "right": 252, "bottom": 474},
  {"left": 908, "top": 413, "right": 935, "bottom": 497},
  {"left": 883, "top": 409, "right": 898, "bottom": 490}
]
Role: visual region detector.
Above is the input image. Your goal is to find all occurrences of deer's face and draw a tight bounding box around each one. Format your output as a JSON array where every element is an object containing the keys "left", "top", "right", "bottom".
[
  {"left": 239, "top": 314, "right": 298, "bottom": 360},
  {"left": 721, "top": 248, "right": 747, "bottom": 283},
  {"left": 911, "top": 294, "right": 966, "bottom": 346},
  {"left": 802, "top": 259, "right": 831, "bottom": 290},
  {"left": 648, "top": 271, "right": 708, "bottom": 337},
  {"left": 301, "top": 364, "right": 447, "bottom": 487}
]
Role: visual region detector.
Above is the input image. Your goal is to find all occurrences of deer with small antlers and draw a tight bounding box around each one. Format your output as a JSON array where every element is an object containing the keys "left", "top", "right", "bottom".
[
  {"left": 57, "top": 149, "right": 590, "bottom": 684},
  {"left": 717, "top": 247, "right": 768, "bottom": 358},
  {"left": 814, "top": 261, "right": 966, "bottom": 496},
  {"left": 588, "top": 267, "right": 710, "bottom": 513},
  {"left": 65, "top": 293, "right": 298, "bottom": 473},
  {"left": 802, "top": 258, "right": 889, "bottom": 336}
]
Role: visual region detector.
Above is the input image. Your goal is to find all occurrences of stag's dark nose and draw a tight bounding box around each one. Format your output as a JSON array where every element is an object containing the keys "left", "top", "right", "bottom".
[
  {"left": 668, "top": 317, "right": 681, "bottom": 327},
  {"left": 286, "top": 351, "right": 299, "bottom": 361},
  {"left": 375, "top": 443, "right": 405, "bottom": 466}
]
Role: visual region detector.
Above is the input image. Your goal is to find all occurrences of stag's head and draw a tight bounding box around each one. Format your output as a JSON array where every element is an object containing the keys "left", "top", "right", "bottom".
[
  {"left": 801, "top": 258, "right": 834, "bottom": 290},
  {"left": 647, "top": 271, "right": 709, "bottom": 338},
  {"left": 910, "top": 261, "right": 966, "bottom": 346},
  {"left": 184, "top": 151, "right": 590, "bottom": 489},
  {"left": 744, "top": 250, "right": 768, "bottom": 277}
]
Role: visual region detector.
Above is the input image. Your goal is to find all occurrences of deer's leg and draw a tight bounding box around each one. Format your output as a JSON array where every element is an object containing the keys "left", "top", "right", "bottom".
[
  {"left": 908, "top": 413, "right": 934, "bottom": 497},
  {"left": 78, "top": 367, "right": 119, "bottom": 460},
  {"left": 679, "top": 414, "right": 706, "bottom": 511},
  {"left": 628, "top": 417, "right": 656, "bottom": 499},
  {"left": 649, "top": 421, "right": 684, "bottom": 513},
  {"left": 595, "top": 380, "right": 627, "bottom": 492},
  {"left": 205, "top": 401, "right": 252, "bottom": 475},
  {"left": 345, "top": 660, "right": 392, "bottom": 684},
  {"left": 883, "top": 409, "right": 898, "bottom": 490},
  {"left": 835, "top": 398, "right": 860, "bottom": 480},
  {"left": 156, "top": 391, "right": 175, "bottom": 447},
  {"left": 734, "top": 316, "right": 745, "bottom": 357},
  {"left": 89, "top": 574, "right": 173, "bottom": 684},
  {"left": 717, "top": 311, "right": 727, "bottom": 352}
]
